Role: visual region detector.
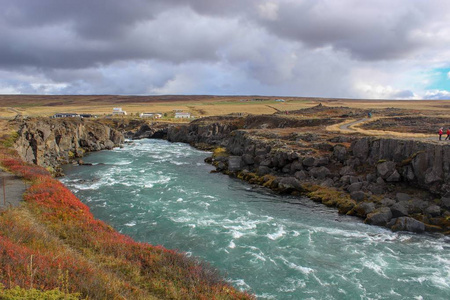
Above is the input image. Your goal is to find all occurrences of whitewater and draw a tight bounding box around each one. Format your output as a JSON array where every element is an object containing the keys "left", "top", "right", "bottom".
[{"left": 61, "top": 139, "right": 450, "bottom": 299}]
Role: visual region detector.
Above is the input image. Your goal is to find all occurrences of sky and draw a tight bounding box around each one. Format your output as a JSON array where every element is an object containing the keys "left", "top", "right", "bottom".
[{"left": 1, "top": 0, "right": 450, "bottom": 99}]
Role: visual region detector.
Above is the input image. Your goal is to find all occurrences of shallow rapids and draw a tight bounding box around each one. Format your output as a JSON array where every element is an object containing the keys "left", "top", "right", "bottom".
[{"left": 61, "top": 139, "right": 450, "bottom": 299}]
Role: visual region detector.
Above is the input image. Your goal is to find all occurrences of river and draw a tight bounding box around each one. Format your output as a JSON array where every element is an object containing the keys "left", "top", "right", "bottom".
[{"left": 61, "top": 139, "right": 450, "bottom": 299}]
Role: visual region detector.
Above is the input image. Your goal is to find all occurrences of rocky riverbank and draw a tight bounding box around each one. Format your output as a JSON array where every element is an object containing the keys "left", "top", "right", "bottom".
[
  {"left": 163, "top": 114, "right": 450, "bottom": 234},
  {"left": 13, "top": 117, "right": 124, "bottom": 174}
]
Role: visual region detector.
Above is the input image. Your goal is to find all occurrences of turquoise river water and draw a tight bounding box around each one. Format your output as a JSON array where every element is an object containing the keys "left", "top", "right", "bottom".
[{"left": 61, "top": 139, "right": 450, "bottom": 299}]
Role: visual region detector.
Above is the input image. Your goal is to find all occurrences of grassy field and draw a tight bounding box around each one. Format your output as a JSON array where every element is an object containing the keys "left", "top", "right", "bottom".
[{"left": 3, "top": 95, "right": 450, "bottom": 119}]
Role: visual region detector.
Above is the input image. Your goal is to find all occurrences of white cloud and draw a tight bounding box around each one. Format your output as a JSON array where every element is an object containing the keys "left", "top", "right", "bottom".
[
  {"left": 424, "top": 90, "right": 450, "bottom": 100},
  {"left": 258, "top": 2, "right": 279, "bottom": 21}
]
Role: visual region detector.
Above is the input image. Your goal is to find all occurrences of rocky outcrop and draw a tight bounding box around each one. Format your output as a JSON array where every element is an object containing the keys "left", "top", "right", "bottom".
[
  {"left": 14, "top": 118, "right": 123, "bottom": 172},
  {"left": 165, "top": 118, "right": 450, "bottom": 234}
]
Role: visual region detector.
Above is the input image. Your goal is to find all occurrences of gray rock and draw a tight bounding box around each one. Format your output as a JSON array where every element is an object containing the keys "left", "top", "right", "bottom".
[
  {"left": 352, "top": 138, "right": 370, "bottom": 160},
  {"left": 396, "top": 193, "right": 411, "bottom": 202},
  {"left": 340, "top": 175, "right": 350, "bottom": 184},
  {"left": 408, "top": 198, "right": 428, "bottom": 214},
  {"left": 425, "top": 205, "right": 441, "bottom": 217},
  {"left": 294, "top": 170, "right": 308, "bottom": 181},
  {"left": 366, "top": 173, "right": 377, "bottom": 183},
  {"left": 282, "top": 164, "right": 292, "bottom": 173},
  {"left": 290, "top": 161, "right": 303, "bottom": 172},
  {"left": 376, "top": 177, "right": 385, "bottom": 185},
  {"left": 309, "top": 166, "right": 331, "bottom": 179},
  {"left": 380, "top": 198, "right": 396, "bottom": 207},
  {"left": 257, "top": 166, "right": 271, "bottom": 176},
  {"left": 350, "top": 191, "right": 366, "bottom": 202},
  {"left": 228, "top": 156, "right": 242, "bottom": 172},
  {"left": 390, "top": 202, "right": 409, "bottom": 218},
  {"left": 389, "top": 217, "right": 425, "bottom": 233},
  {"left": 333, "top": 145, "right": 347, "bottom": 162},
  {"left": 353, "top": 202, "right": 376, "bottom": 217},
  {"left": 340, "top": 166, "right": 355, "bottom": 176},
  {"left": 242, "top": 154, "right": 255, "bottom": 165},
  {"left": 368, "top": 184, "right": 385, "bottom": 195},
  {"left": 278, "top": 177, "right": 302, "bottom": 192},
  {"left": 365, "top": 207, "right": 393, "bottom": 226},
  {"left": 377, "top": 161, "right": 397, "bottom": 179},
  {"left": 347, "top": 182, "right": 363, "bottom": 193},
  {"left": 302, "top": 157, "right": 316, "bottom": 167},
  {"left": 320, "top": 178, "right": 335, "bottom": 187},
  {"left": 386, "top": 170, "right": 401, "bottom": 182},
  {"left": 260, "top": 159, "right": 272, "bottom": 167},
  {"left": 314, "top": 157, "right": 329, "bottom": 167},
  {"left": 349, "top": 176, "right": 360, "bottom": 184},
  {"left": 441, "top": 197, "right": 450, "bottom": 210}
]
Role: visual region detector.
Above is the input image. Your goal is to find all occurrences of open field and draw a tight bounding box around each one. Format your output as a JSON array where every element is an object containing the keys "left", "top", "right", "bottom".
[{"left": 2, "top": 95, "right": 450, "bottom": 119}]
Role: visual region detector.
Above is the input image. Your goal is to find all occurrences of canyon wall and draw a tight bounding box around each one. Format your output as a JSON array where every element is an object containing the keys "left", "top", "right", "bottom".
[{"left": 14, "top": 118, "right": 123, "bottom": 171}]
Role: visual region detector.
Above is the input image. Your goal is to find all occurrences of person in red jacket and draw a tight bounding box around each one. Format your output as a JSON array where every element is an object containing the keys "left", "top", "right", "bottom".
[
  {"left": 439, "top": 127, "right": 444, "bottom": 140},
  {"left": 445, "top": 128, "right": 450, "bottom": 140}
]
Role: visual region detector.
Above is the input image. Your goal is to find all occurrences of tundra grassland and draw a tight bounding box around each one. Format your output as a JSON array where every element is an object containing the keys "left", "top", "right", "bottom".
[{"left": 3, "top": 95, "right": 450, "bottom": 120}]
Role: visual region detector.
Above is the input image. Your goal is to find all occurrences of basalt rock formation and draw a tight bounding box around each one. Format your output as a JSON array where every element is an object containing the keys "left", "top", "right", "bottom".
[
  {"left": 165, "top": 115, "right": 450, "bottom": 234},
  {"left": 14, "top": 118, "right": 123, "bottom": 173}
]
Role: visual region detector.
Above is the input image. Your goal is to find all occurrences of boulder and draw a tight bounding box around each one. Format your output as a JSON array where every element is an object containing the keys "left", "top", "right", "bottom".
[
  {"left": 425, "top": 205, "right": 441, "bottom": 217},
  {"left": 333, "top": 145, "right": 347, "bottom": 162},
  {"left": 368, "top": 184, "right": 385, "bottom": 195},
  {"left": 386, "top": 170, "right": 401, "bottom": 182},
  {"left": 389, "top": 217, "right": 425, "bottom": 233},
  {"left": 408, "top": 198, "right": 428, "bottom": 214},
  {"left": 290, "top": 161, "right": 303, "bottom": 172},
  {"left": 396, "top": 193, "right": 411, "bottom": 202},
  {"left": 365, "top": 207, "right": 393, "bottom": 226},
  {"left": 347, "top": 182, "right": 363, "bottom": 193},
  {"left": 242, "top": 154, "right": 255, "bottom": 165},
  {"left": 320, "top": 178, "right": 335, "bottom": 187},
  {"left": 351, "top": 202, "right": 376, "bottom": 218},
  {"left": 350, "top": 191, "right": 365, "bottom": 202},
  {"left": 314, "top": 157, "right": 329, "bottom": 167},
  {"left": 228, "top": 156, "right": 242, "bottom": 172},
  {"left": 441, "top": 197, "right": 450, "bottom": 210},
  {"left": 377, "top": 161, "right": 397, "bottom": 179},
  {"left": 302, "top": 157, "right": 316, "bottom": 168},
  {"left": 380, "top": 198, "right": 396, "bottom": 207},
  {"left": 294, "top": 170, "right": 308, "bottom": 181},
  {"left": 352, "top": 138, "right": 370, "bottom": 160},
  {"left": 339, "top": 166, "right": 355, "bottom": 176},
  {"left": 257, "top": 166, "right": 271, "bottom": 176},
  {"left": 278, "top": 177, "right": 302, "bottom": 193},
  {"left": 390, "top": 202, "right": 409, "bottom": 218},
  {"left": 309, "top": 166, "right": 331, "bottom": 179}
]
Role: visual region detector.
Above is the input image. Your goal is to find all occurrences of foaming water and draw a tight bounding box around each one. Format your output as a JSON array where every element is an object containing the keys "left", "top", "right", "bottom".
[{"left": 61, "top": 139, "right": 450, "bottom": 299}]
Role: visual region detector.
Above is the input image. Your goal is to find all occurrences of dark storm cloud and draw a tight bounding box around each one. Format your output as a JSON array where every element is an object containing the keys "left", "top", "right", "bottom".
[{"left": 0, "top": 0, "right": 449, "bottom": 97}]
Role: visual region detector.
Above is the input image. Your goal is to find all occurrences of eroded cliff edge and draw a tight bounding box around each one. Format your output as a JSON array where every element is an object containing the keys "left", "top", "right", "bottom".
[
  {"left": 13, "top": 117, "right": 124, "bottom": 173},
  {"left": 164, "top": 115, "right": 450, "bottom": 234}
]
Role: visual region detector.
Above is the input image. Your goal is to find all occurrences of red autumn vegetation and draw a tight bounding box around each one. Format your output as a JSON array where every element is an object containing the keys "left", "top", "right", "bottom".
[{"left": 0, "top": 145, "right": 254, "bottom": 299}]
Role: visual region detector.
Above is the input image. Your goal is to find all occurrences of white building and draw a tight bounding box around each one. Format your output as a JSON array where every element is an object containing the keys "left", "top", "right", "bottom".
[
  {"left": 174, "top": 112, "right": 191, "bottom": 119},
  {"left": 112, "top": 107, "right": 127, "bottom": 115},
  {"left": 140, "top": 113, "right": 162, "bottom": 119}
]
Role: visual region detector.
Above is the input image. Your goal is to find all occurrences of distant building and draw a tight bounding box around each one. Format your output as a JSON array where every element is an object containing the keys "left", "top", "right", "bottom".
[
  {"left": 79, "top": 114, "right": 96, "bottom": 118},
  {"left": 112, "top": 107, "right": 127, "bottom": 115},
  {"left": 140, "top": 113, "right": 162, "bottom": 119},
  {"left": 275, "top": 99, "right": 285, "bottom": 102},
  {"left": 52, "top": 113, "right": 79, "bottom": 118},
  {"left": 174, "top": 112, "right": 191, "bottom": 119}
]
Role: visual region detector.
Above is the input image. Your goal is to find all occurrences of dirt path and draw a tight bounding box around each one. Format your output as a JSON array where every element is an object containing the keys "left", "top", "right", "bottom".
[
  {"left": 0, "top": 169, "right": 27, "bottom": 210},
  {"left": 330, "top": 118, "right": 442, "bottom": 141},
  {"left": 338, "top": 118, "right": 369, "bottom": 132}
]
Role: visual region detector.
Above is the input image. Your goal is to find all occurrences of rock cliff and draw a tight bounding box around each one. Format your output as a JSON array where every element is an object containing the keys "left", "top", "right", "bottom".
[
  {"left": 14, "top": 118, "right": 123, "bottom": 172},
  {"left": 165, "top": 117, "right": 450, "bottom": 234}
]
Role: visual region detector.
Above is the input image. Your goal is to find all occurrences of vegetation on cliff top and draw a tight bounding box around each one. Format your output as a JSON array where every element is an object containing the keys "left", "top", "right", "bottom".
[{"left": 0, "top": 136, "right": 253, "bottom": 299}]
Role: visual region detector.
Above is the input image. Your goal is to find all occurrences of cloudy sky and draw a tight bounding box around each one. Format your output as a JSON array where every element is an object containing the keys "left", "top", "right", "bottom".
[{"left": 1, "top": 0, "right": 450, "bottom": 99}]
